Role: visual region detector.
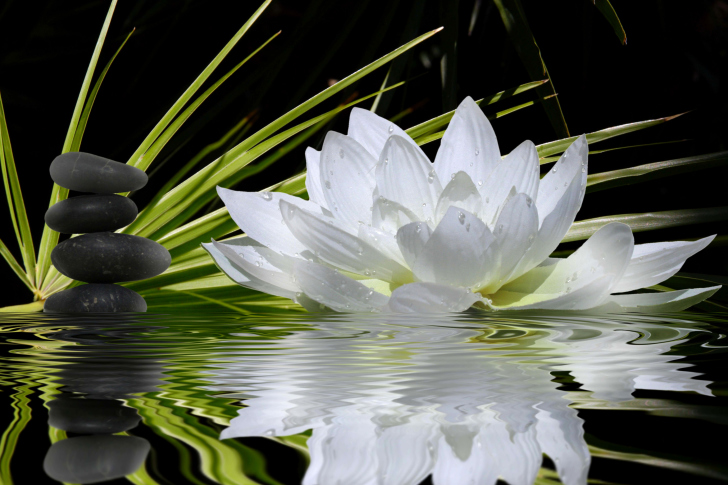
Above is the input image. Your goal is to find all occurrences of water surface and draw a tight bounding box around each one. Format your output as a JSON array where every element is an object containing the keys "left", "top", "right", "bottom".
[{"left": 0, "top": 311, "right": 726, "bottom": 484}]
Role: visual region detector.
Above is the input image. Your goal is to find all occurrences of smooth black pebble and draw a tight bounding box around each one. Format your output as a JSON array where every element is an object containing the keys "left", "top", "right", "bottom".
[
  {"left": 44, "top": 284, "right": 147, "bottom": 312},
  {"left": 48, "top": 399, "right": 141, "bottom": 434},
  {"left": 45, "top": 194, "right": 138, "bottom": 234},
  {"left": 51, "top": 233, "right": 170, "bottom": 283},
  {"left": 44, "top": 435, "right": 150, "bottom": 484},
  {"left": 49, "top": 152, "right": 147, "bottom": 193}
]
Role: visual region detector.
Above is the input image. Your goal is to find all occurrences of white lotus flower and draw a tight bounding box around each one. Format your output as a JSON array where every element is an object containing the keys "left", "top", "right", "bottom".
[{"left": 204, "top": 97, "right": 720, "bottom": 313}]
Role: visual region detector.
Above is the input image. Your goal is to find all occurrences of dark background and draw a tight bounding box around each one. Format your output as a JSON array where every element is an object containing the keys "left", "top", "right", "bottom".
[{"left": 0, "top": 0, "right": 727, "bottom": 307}]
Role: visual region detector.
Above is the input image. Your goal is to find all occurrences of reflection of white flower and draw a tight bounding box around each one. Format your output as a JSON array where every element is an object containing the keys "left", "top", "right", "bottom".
[
  {"left": 204, "top": 97, "right": 719, "bottom": 312},
  {"left": 213, "top": 317, "right": 712, "bottom": 485}
]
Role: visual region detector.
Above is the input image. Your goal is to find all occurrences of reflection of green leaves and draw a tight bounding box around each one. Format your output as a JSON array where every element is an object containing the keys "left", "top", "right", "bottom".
[
  {"left": 492, "top": 0, "right": 569, "bottom": 137},
  {"left": 0, "top": 381, "right": 33, "bottom": 485},
  {"left": 591, "top": 0, "right": 627, "bottom": 45}
]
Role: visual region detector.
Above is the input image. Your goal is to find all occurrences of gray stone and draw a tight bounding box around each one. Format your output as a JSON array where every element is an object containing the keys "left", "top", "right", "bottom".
[
  {"left": 48, "top": 399, "right": 141, "bottom": 434},
  {"left": 45, "top": 194, "right": 138, "bottom": 234},
  {"left": 51, "top": 233, "right": 170, "bottom": 283},
  {"left": 44, "top": 284, "right": 147, "bottom": 312},
  {"left": 50, "top": 152, "right": 147, "bottom": 193},
  {"left": 44, "top": 435, "right": 150, "bottom": 484}
]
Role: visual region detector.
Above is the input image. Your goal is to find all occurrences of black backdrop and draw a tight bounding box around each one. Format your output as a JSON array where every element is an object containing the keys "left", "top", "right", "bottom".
[{"left": 0, "top": 0, "right": 726, "bottom": 307}]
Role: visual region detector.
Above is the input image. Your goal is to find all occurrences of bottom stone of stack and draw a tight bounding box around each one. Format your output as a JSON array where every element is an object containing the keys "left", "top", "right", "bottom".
[{"left": 43, "top": 284, "right": 147, "bottom": 313}]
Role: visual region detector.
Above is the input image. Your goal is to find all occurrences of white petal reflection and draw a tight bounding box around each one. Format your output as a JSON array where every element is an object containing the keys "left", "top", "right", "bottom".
[{"left": 215, "top": 315, "right": 714, "bottom": 485}]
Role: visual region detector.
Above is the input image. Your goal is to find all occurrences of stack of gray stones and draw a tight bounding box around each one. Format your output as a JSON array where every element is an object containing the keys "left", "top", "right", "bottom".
[{"left": 43, "top": 152, "right": 171, "bottom": 313}]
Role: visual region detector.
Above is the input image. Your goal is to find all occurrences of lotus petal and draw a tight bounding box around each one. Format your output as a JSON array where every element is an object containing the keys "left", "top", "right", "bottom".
[
  {"left": 434, "top": 97, "right": 500, "bottom": 197},
  {"left": 612, "top": 235, "right": 716, "bottom": 293},
  {"left": 319, "top": 131, "right": 378, "bottom": 229}
]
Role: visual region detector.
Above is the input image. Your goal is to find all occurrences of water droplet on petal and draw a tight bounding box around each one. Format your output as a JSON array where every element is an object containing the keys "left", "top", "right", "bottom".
[
  {"left": 261, "top": 192, "right": 272, "bottom": 201},
  {"left": 388, "top": 125, "right": 394, "bottom": 134},
  {"left": 329, "top": 170, "right": 334, "bottom": 175},
  {"left": 427, "top": 170, "right": 435, "bottom": 183},
  {"left": 325, "top": 180, "right": 332, "bottom": 189},
  {"left": 255, "top": 261, "right": 261, "bottom": 267},
  {"left": 465, "top": 222, "right": 470, "bottom": 231},
  {"left": 469, "top": 162, "right": 473, "bottom": 167},
  {"left": 457, "top": 211, "right": 466, "bottom": 224},
  {"left": 525, "top": 196, "right": 532, "bottom": 207},
  {"left": 475, "top": 149, "right": 480, "bottom": 156},
  {"left": 415, "top": 225, "right": 422, "bottom": 234},
  {"left": 384, "top": 158, "right": 389, "bottom": 165},
  {"left": 564, "top": 182, "right": 568, "bottom": 187},
  {"left": 581, "top": 167, "right": 586, "bottom": 173},
  {"left": 477, "top": 180, "right": 483, "bottom": 187},
  {"left": 565, "top": 286, "right": 572, "bottom": 294},
  {"left": 552, "top": 166, "right": 558, "bottom": 173},
  {"left": 422, "top": 202, "right": 427, "bottom": 208},
  {"left": 451, "top": 173, "right": 456, "bottom": 180}
]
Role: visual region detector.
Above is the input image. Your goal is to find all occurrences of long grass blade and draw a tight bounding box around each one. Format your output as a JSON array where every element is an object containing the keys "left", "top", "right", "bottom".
[
  {"left": 591, "top": 0, "right": 627, "bottom": 45},
  {"left": 415, "top": 95, "right": 552, "bottom": 146},
  {"left": 563, "top": 207, "right": 728, "bottom": 243},
  {"left": 492, "top": 0, "right": 568, "bottom": 137},
  {"left": 124, "top": 79, "right": 409, "bottom": 238},
  {"left": 129, "top": 30, "right": 280, "bottom": 176},
  {"left": 406, "top": 79, "right": 547, "bottom": 139},
  {"left": 0, "top": 93, "right": 35, "bottom": 287},
  {"left": 0, "top": 237, "right": 32, "bottom": 292},
  {"left": 71, "top": 28, "right": 135, "bottom": 150},
  {"left": 587, "top": 151, "right": 728, "bottom": 193},
  {"left": 538, "top": 139, "right": 688, "bottom": 163},
  {"left": 127, "top": 0, "right": 272, "bottom": 169},
  {"left": 536, "top": 112, "right": 686, "bottom": 161},
  {"left": 36, "top": 0, "right": 117, "bottom": 288},
  {"left": 149, "top": 107, "right": 332, "bottom": 243}
]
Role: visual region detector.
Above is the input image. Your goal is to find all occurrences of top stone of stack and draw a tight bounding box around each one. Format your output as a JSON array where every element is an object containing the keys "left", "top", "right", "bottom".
[{"left": 50, "top": 152, "right": 148, "bottom": 193}]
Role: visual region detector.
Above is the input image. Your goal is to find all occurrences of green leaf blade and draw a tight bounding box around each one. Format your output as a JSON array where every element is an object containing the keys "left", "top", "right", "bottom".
[
  {"left": 0, "top": 92, "right": 36, "bottom": 287},
  {"left": 563, "top": 207, "right": 728, "bottom": 243},
  {"left": 36, "top": 0, "right": 118, "bottom": 290}
]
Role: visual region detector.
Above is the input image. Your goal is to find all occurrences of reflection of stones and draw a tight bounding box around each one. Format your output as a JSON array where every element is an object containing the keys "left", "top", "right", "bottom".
[
  {"left": 51, "top": 232, "right": 171, "bottom": 283},
  {"left": 42, "top": 322, "right": 163, "bottom": 483},
  {"left": 49, "top": 399, "right": 141, "bottom": 434},
  {"left": 45, "top": 151, "right": 170, "bottom": 313},
  {"left": 211, "top": 316, "right": 714, "bottom": 485},
  {"left": 46, "top": 324, "right": 166, "bottom": 399},
  {"left": 44, "top": 435, "right": 150, "bottom": 484},
  {"left": 45, "top": 194, "right": 138, "bottom": 234},
  {"left": 43, "top": 284, "right": 147, "bottom": 313},
  {"left": 49, "top": 152, "right": 148, "bottom": 193}
]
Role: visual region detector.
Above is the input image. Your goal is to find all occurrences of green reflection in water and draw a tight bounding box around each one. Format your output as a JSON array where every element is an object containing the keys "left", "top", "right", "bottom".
[{"left": 0, "top": 312, "right": 725, "bottom": 484}]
